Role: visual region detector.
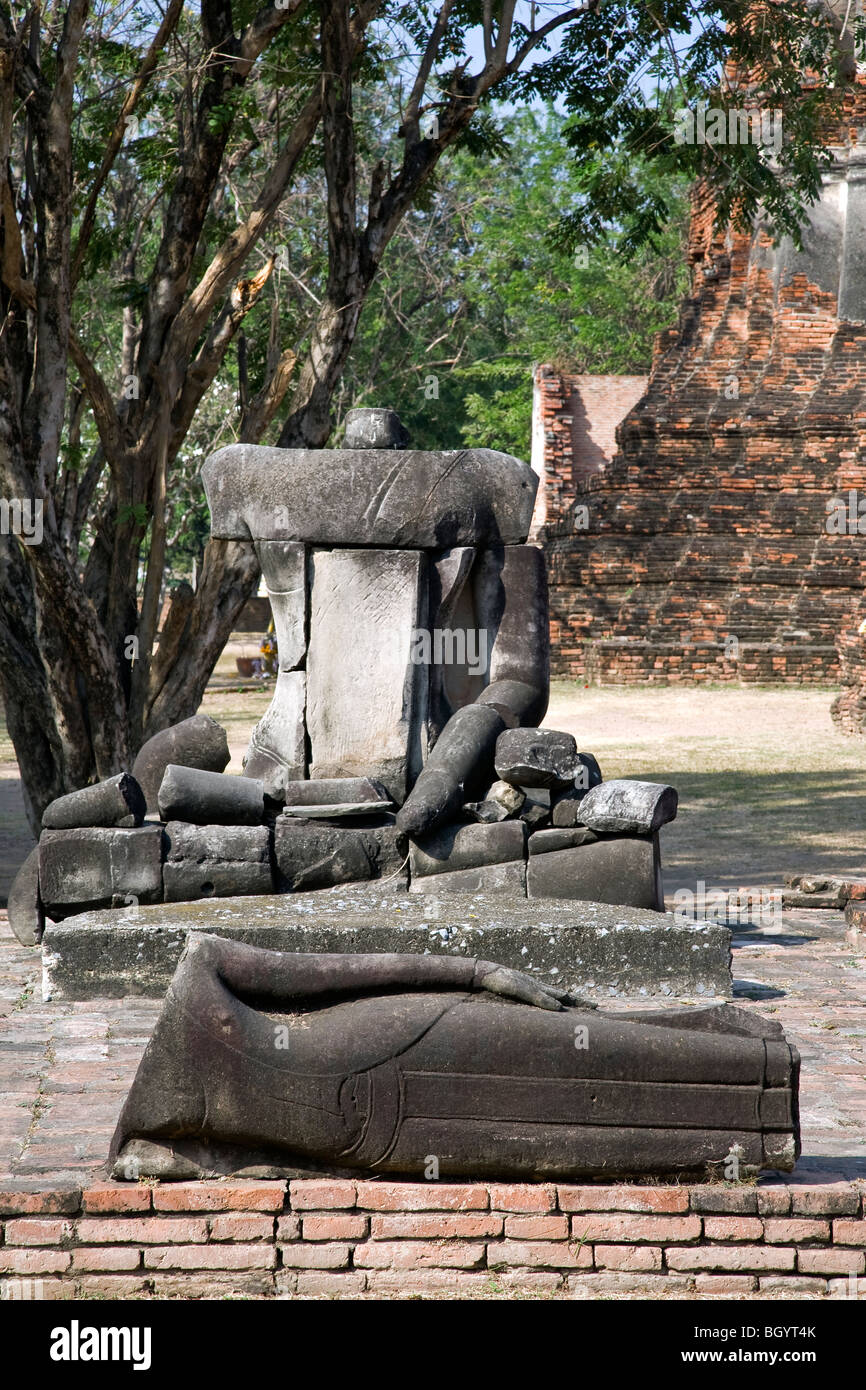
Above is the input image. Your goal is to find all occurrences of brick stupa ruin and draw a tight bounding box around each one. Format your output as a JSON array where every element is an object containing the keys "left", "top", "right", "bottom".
[{"left": 538, "top": 85, "right": 866, "bottom": 687}]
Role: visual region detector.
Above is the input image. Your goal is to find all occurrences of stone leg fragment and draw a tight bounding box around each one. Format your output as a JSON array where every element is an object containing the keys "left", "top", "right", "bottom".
[
  {"left": 162, "top": 823, "right": 273, "bottom": 901},
  {"left": 396, "top": 703, "right": 504, "bottom": 837},
  {"left": 244, "top": 541, "right": 308, "bottom": 799},
  {"left": 527, "top": 833, "right": 663, "bottom": 911},
  {"left": 42, "top": 772, "right": 146, "bottom": 830},
  {"left": 131, "top": 715, "right": 230, "bottom": 814},
  {"left": 473, "top": 544, "right": 550, "bottom": 726},
  {"left": 157, "top": 766, "right": 264, "bottom": 826},
  {"left": 38, "top": 827, "right": 164, "bottom": 916}
]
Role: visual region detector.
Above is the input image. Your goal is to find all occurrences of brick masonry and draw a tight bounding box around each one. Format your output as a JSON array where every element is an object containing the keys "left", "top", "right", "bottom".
[
  {"left": 537, "top": 87, "right": 866, "bottom": 686},
  {"left": 0, "top": 1178, "right": 863, "bottom": 1300}
]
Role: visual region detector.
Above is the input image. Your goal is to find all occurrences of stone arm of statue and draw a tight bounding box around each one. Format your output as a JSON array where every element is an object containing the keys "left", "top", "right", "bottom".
[
  {"left": 397, "top": 544, "right": 550, "bottom": 838},
  {"left": 183, "top": 934, "right": 572, "bottom": 1012}
]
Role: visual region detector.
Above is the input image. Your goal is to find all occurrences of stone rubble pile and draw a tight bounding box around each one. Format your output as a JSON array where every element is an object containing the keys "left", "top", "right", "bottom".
[{"left": 9, "top": 719, "right": 678, "bottom": 946}]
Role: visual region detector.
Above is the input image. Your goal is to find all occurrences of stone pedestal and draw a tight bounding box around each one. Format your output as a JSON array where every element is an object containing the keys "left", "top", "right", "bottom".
[{"left": 40, "top": 887, "right": 733, "bottom": 1002}]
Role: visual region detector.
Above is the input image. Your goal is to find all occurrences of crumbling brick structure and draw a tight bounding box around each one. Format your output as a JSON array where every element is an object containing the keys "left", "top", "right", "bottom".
[{"left": 539, "top": 91, "right": 866, "bottom": 686}]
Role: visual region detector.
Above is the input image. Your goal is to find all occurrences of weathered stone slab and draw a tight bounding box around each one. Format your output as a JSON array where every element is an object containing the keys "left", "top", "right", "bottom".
[
  {"left": 280, "top": 778, "right": 390, "bottom": 806},
  {"left": 131, "top": 715, "right": 230, "bottom": 813},
  {"left": 38, "top": 827, "right": 163, "bottom": 915},
  {"left": 528, "top": 827, "right": 599, "bottom": 855},
  {"left": 42, "top": 772, "right": 146, "bottom": 830},
  {"left": 162, "top": 823, "right": 272, "bottom": 902},
  {"left": 495, "top": 727, "right": 578, "bottom": 789},
  {"left": 427, "top": 545, "right": 481, "bottom": 738},
  {"left": 202, "top": 445, "right": 537, "bottom": 547},
  {"left": 274, "top": 818, "right": 405, "bottom": 891},
  {"left": 527, "top": 834, "right": 663, "bottom": 911},
  {"left": 157, "top": 765, "right": 264, "bottom": 826},
  {"left": 409, "top": 819, "right": 526, "bottom": 878},
  {"left": 409, "top": 861, "right": 527, "bottom": 896},
  {"left": 7, "top": 847, "right": 44, "bottom": 946},
  {"left": 280, "top": 802, "right": 396, "bottom": 819},
  {"left": 577, "top": 780, "right": 678, "bottom": 834},
  {"left": 41, "top": 887, "right": 733, "bottom": 1001},
  {"left": 306, "top": 548, "right": 429, "bottom": 804}
]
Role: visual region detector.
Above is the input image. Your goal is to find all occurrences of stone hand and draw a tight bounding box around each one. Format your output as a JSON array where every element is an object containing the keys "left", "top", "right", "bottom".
[{"left": 475, "top": 963, "right": 571, "bottom": 1011}]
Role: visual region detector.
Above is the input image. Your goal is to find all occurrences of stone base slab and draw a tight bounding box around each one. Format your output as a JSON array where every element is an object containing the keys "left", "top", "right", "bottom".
[{"left": 40, "top": 886, "right": 732, "bottom": 1001}]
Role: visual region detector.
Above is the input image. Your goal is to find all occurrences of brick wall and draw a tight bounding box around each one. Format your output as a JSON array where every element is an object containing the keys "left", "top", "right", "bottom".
[
  {"left": 538, "top": 86, "right": 866, "bottom": 684},
  {"left": 1, "top": 1178, "right": 863, "bottom": 1300},
  {"left": 530, "top": 369, "right": 647, "bottom": 535}
]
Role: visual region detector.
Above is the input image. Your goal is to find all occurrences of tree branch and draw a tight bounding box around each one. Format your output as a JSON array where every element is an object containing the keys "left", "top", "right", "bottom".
[{"left": 71, "top": 0, "right": 183, "bottom": 288}]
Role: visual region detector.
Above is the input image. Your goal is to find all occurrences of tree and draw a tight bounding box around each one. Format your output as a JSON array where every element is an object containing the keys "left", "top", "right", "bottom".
[
  {"left": 0, "top": 1, "right": 859, "bottom": 831},
  {"left": 339, "top": 107, "right": 690, "bottom": 458}
]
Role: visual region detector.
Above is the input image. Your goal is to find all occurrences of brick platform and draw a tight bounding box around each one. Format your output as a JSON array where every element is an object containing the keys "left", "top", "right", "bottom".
[{"left": 1, "top": 1177, "right": 863, "bottom": 1300}]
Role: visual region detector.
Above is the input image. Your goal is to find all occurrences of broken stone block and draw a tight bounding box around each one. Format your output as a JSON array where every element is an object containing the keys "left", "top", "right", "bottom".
[
  {"left": 157, "top": 766, "right": 264, "bottom": 826},
  {"left": 463, "top": 779, "right": 525, "bottom": 824},
  {"left": 576, "top": 780, "right": 678, "bottom": 834},
  {"left": 132, "top": 715, "right": 230, "bottom": 813},
  {"left": 38, "top": 827, "right": 163, "bottom": 915},
  {"left": 409, "top": 860, "right": 527, "bottom": 896},
  {"left": 528, "top": 827, "right": 599, "bottom": 855},
  {"left": 551, "top": 756, "right": 604, "bottom": 826},
  {"left": 243, "top": 540, "right": 308, "bottom": 800},
  {"left": 274, "top": 817, "right": 406, "bottom": 891},
  {"left": 162, "top": 823, "right": 272, "bottom": 902},
  {"left": 527, "top": 834, "right": 663, "bottom": 910},
  {"left": 7, "top": 847, "right": 44, "bottom": 946},
  {"left": 42, "top": 772, "right": 146, "bottom": 830},
  {"left": 343, "top": 407, "right": 409, "bottom": 449},
  {"left": 409, "top": 819, "right": 526, "bottom": 879},
  {"left": 202, "top": 444, "right": 538, "bottom": 548},
  {"left": 306, "top": 548, "right": 429, "bottom": 805},
  {"left": 494, "top": 727, "right": 578, "bottom": 789},
  {"left": 519, "top": 788, "right": 551, "bottom": 829}
]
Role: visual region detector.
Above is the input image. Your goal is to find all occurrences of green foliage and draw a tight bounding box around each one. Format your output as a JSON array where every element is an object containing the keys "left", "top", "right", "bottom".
[{"left": 343, "top": 107, "right": 689, "bottom": 459}]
